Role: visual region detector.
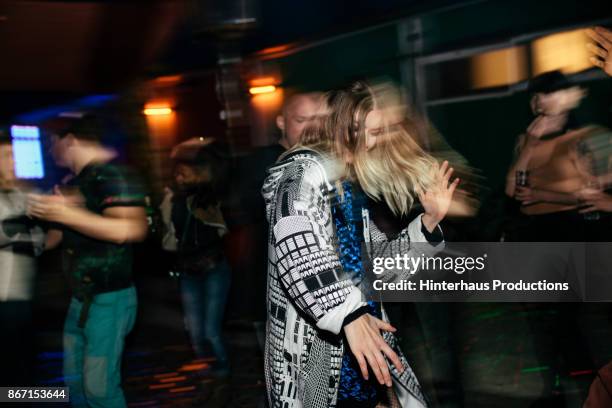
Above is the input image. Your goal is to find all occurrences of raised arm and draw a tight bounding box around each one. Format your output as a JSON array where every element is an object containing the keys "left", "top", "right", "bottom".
[{"left": 28, "top": 166, "right": 147, "bottom": 245}]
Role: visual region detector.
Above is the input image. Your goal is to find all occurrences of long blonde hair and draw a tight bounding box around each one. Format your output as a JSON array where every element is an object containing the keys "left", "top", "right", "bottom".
[{"left": 327, "top": 81, "right": 439, "bottom": 216}]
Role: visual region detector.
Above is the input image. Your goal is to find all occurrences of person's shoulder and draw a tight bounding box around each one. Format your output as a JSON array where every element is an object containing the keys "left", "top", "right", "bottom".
[
  {"left": 276, "top": 149, "right": 340, "bottom": 190},
  {"left": 92, "top": 162, "right": 141, "bottom": 187},
  {"left": 566, "top": 125, "right": 611, "bottom": 147},
  {"left": 89, "top": 161, "right": 123, "bottom": 179},
  {"left": 580, "top": 124, "right": 612, "bottom": 138}
]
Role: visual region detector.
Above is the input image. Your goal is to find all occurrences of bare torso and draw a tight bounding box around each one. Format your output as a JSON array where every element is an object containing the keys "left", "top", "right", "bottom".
[{"left": 521, "top": 128, "right": 589, "bottom": 215}]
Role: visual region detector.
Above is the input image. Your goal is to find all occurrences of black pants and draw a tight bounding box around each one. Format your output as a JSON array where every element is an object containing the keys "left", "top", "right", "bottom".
[
  {"left": 509, "top": 210, "right": 602, "bottom": 400},
  {"left": 0, "top": 301, "right": 34, "bottom": 386},
  {"left": 510, "top": 209, "right": 611, "bottom": 242}
]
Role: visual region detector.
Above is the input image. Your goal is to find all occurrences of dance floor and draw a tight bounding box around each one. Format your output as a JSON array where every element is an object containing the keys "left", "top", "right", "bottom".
[{"left": 31, "top": 274, "right": 611, "bottom": 407}]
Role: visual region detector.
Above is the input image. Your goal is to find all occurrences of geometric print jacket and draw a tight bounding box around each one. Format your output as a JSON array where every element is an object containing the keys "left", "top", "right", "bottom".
[{"left": 262, "top": 148, "right": 437, "bottom": 408}]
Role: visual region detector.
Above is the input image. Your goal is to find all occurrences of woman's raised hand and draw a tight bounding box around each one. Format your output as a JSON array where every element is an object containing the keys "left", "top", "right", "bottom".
[{"left": 419, "top": 161, "right": 460, "bottom": 232}]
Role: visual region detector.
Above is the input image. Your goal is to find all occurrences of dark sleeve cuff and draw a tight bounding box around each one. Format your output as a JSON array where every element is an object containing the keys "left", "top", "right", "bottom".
[
  {"left": 342, "top": 305, "right": 370, "bottom": 328},
  {"left": 421, "top": 223, "right": 443, "bottom": 244}
]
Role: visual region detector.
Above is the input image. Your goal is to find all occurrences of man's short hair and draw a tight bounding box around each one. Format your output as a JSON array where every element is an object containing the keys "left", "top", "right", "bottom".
[
  {"left": 528, "top": 70, "right": 572, "bottom": 94},
  {"left": 54, "top": 114, "right": 103, "bottom": 142}
]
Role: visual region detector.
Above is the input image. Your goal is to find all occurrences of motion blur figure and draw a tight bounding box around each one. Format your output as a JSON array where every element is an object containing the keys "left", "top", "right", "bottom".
[
  {"left": 0, "top": 131, "right": 45, "bottom": 386},
  {"left": 504, "top": 72, "right": 612, "bottom": 405},
  {"left": 28, "top": 115, "right": 147, "bottom": 408},
  {"left": 583, "top": 26, "right": 612, "bottom": 216},
  {"left": 160, "top": 138, "right": 232, "bottom": 378},
  {"left": 505, "top": 70, "right": 611, "bottom": 241},
  {"left": 262, "top": 81, "right": 459, "bottom": 408},
  {"left": 583, "top": 26, "right": 612, "bottom": 408}
]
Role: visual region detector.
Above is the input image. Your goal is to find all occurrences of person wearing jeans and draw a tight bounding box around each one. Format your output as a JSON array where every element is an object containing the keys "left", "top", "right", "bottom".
[
  {"left": 63, "top": 287, "right": 137, "bottom": 407},
  {"left": 28, "top": 114, "right": 147, "bottom": 408},
  {"left": 161, "top": 138, "right": 232, "bottom": 377},
  {"left": 179, "top": 260, "right": 231, "bottom": 371}
]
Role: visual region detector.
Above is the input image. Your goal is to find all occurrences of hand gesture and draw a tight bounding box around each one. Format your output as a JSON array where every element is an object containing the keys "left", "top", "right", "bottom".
[
  {"left": 418, "top": 161, "right": 460, "bottom": 230},
  {"left": 343, "top": 314, "right": 404, "bottom": 387},
  {"left": 27, "top": 186, "right": 82, "bottom": 223},
  {"left": 515, "top": 186, "right": 540, "bottom": 205},
  {"left": 27, "top": 193, "right": 68, "bottom": 223},
  {"left": 587, "top": 27, "right": 612, "bottom": 77},
  {"left": 578, "top": 190, "right": 612, "bottom": 213}
]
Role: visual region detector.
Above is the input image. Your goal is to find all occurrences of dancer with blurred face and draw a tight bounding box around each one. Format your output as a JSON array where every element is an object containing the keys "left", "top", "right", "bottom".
[
  {"left": 505, "top": 70, "right": 611, "bottom": 241},
  {"left": 262, "top": 81, "right": 458, "bottom": 408},
  {"left": 28, "top": 115, "right": 147, "bottom": 408},
  {"left": 504, "top": 71, "right": 612, "bottom": 404},
  {"left": 160, "top": 138, "right": 232, "bottom": 379}
]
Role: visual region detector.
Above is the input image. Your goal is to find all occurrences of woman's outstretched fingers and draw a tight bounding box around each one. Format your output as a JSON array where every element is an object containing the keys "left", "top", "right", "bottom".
[
  {"left": 344, "top": 315, "right": 399, "bottom": 387},
  {"left": 378, "top": 339, "right": 404, "bottom": 373},
  {"left": 374, "top": 318, "right": 396, "bottom": 332},
  {"left": 443, "top": 167, "right": 454, "bottom": 187},
  {"left": 449, "top": 177, "right": 460, "bottom": 194},
  {"left": 355, "top": 352, "right": 369, "bottom": 380},
  {"left": 374, "top": 350, "right": 392, "bottom": 386},
  {"left": 439, "top": 160, "right": 449, "bottom": 177},
  {"left": 365, "top": 351, "right": 385, "bottom": 385}
]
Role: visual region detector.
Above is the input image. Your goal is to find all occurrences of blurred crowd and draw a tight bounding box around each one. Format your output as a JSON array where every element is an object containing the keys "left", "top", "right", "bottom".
[{"left": 0, "top": 24, "right": 611, "bottom": 408}]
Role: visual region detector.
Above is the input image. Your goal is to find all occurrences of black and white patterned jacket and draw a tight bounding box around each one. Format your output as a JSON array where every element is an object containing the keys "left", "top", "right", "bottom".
[{"left": 262, "top": 148, "right": 441, "bottom": 408}]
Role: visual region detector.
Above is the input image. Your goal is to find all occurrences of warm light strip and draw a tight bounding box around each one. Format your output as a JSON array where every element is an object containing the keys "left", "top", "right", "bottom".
[
  {"left": 149, "top": 383, "right": 176, "bottom": 390},
  {"left": 250, "top": 77, "right": 277, "bottom": 87},
  {"left": 179, "top": 363, "right": 209, "bottom": 372},
  {"left": 153, "top": 372, "right": 179, "bottom": 379},
  {"left": 169, "top": 386, "right": 196, "bottom": 393},
  {"left": 249, "top": 85, "right": 276, "bottom": 95},
  {"left": 159, "top": 376, "right": 186, "bottom": 383},
  {"left": 143, "top": 107, "right": 173, "bottom": 116}
]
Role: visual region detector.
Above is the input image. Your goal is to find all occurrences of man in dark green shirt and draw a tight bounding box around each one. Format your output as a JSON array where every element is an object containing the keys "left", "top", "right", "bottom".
[{"left": 28, "top": 114, "right": 147, "bottom": 408}]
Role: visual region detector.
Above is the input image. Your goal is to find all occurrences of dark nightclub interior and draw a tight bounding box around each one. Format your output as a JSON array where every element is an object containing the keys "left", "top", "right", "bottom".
[{"left": 1, "top": 0, "right": 612, "bottom": 407}]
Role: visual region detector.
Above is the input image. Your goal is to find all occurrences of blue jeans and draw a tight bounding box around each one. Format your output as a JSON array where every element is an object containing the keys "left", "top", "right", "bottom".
[
  {"left": 179, "top": 260, "right": 231, "bottom": 368},
  {"left": 63, "top": 286, "right": 137, "bottom": 408}
]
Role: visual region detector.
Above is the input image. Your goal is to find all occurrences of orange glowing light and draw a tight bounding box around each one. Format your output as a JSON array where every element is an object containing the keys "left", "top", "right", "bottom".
[
  {"left": 249, "top": 85, "right": 276, "bottom": 95},
  {"left": 149, "top": 383, "right": 176, "bottom": 390},
  {"left": 532, "top": 29, "right": 592, "bottom": 75},
  {"left": 257, "top": 44, "right": 292, "bottom": 56},
  {"left": 159, "top": 376, "right": 187, "bottom": 383},
  {"left": 169, "top": 386, "right": 196, "bottom": 393},
  {"left": 143, "top": 107, "right": 173, "bottom": 116},
  {"left": 470, "top": 46, "right": 528, "bottom": 89},
  {"left": 153, "top": 372, "right": 179, "bottom": 379},
  {"left": 154, "top": 75, "right": 182, "bottom": 84},
  {"left": 179, "top": 363, "right": 209, "bottom": 372},
  {"left": 250, "top": 77, "right": 277, "bottom": 87}
]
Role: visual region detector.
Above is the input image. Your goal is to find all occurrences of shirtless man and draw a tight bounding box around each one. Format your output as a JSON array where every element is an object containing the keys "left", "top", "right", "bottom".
[{"left": 504, "top": 70, "right": 608, "bottom": 240}]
